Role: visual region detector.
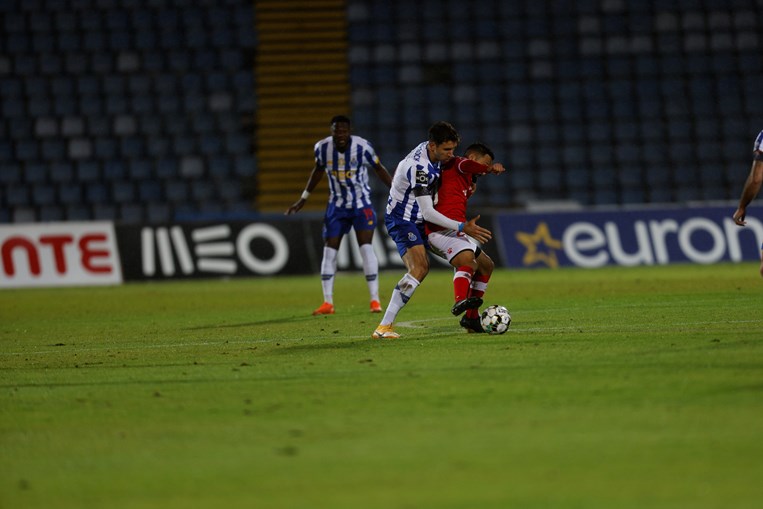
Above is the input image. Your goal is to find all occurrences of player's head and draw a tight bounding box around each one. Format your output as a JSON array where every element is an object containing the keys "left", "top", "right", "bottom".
[
  {"left": 427, "top": 121, "right": 460, "bottom": 163},
  {"left": 330, "top": 115, "right": 351, "bottom": 151},
  {"left": 464, "top": 142, "right": 494, "bottom": 167}
]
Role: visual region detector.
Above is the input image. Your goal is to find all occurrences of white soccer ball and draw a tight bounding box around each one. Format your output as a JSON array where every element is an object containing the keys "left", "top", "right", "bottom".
[{"left": 480, "top": 305, "right": 511, "bottom": 334}]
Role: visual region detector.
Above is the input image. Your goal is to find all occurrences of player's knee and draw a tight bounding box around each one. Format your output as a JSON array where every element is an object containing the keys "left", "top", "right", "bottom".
[{"left": 478, "top": 254, "right": 494, "bottom": 275}]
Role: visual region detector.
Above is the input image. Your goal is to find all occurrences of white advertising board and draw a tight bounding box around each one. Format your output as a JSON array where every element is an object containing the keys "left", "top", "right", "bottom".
[{"left": 0, "top": 222, "right": 123, "bottom": 288}]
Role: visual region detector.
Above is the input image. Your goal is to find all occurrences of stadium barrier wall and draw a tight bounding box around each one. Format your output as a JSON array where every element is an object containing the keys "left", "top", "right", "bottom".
[{"left": 2, "top": 205, "right": 760, "bottom": 288}]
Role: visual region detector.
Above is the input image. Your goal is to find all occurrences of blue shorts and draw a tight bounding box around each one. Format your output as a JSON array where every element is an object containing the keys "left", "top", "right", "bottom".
[
  {"left": 385, "top": 214, "right": 428, "bottom": 258},
  {"left": 323, "top": 203, "right": 377, "bottom": 240}
]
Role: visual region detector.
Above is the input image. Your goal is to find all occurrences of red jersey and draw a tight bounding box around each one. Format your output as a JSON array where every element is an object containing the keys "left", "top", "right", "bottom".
[{"left": 426, "top": 156, "right": 490, "bottom": 234}]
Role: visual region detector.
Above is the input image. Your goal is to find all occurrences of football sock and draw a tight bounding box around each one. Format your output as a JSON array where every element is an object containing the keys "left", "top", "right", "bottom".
[
  {"left": 320, "top": 246, "right": 338, "bottom": 304},
  {"left": 465, "top": 274, "right": 490, "bottom": 319},
  {"left": 359, "top": 243, "right": 380, "bottom": 302},
  {"left": 379, "top": 273, "right": 420, "bottom": 326},
  {"left": 453, "top": 266, "right": 474, "bottom": 303}
]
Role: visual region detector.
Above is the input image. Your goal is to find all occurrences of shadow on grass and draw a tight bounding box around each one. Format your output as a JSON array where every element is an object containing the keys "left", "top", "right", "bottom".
[{"left": 181, "top": 313, "right": 326, "bottom": 331}]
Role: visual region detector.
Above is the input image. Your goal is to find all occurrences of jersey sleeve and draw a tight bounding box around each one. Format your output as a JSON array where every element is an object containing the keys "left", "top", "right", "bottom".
[
  {"left": 411, "top": 163, "right": 431, "bottom": 196},
  {"left": 362, "top": 142, "right": 381, "bottom": 167},
  {"left": 454, "top": 157, "right": 489, "bottom": 175},
  {"left": 314, "top": 141, "right": 326, "bottom": 167}
]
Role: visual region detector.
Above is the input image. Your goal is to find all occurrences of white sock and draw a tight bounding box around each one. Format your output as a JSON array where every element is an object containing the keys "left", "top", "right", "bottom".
[
  {"left": 379, "top": 273, "right": 420, "bottom": 326},
  {"left": 320, "top": 246, "right": 337, "bottom": 304},
  {"left": 359, "top": 243, "right": 379, "bottom": 302}
]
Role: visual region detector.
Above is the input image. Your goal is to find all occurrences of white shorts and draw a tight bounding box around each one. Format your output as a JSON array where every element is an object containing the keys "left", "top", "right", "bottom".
[{"left": 428, "top": 229, "right": 480, "bottom": 263}]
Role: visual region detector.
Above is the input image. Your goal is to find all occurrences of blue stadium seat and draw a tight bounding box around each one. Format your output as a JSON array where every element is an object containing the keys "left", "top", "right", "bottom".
[
  {"left": 5, "top": 183, "right": 31, "bottom": 206},
  {"left": 199, "top": 134, "right": 223, "bottom": 157},
  {"left": 65, "top": 205, "right": 91, "bottom": 221},
  {"left": 91, "top": 204, "right": 117, "bottom": 221},
  {"left": 118, "top": 204, "right": 144, "bottom": 223},
  {"left": 155, "top": 158, "right": 178, "bottom": 179},
  {"left": 111, "top": 181, "right": 135, "bottom": 203},
  {"left": 94, "top": 138, "right": 118, "bottom": 158},
  {"left": 76, "top": 161, "right": 100, "bottom": 182},
  {"left": 128, "top": 159, "right": 153, "bottom": 180},
  {"left": 165, "top": 181, "right": 189, "bottom": 202},
  {"left": 58, "top": 183, "right": 83, "bottom": 205},
  {"left": 233, "top": 155, "right": 256, "bottom": 177},
  {"left": 86, "top": 182, "right": 109, "bottom": 204},
  {"left": 32, "top": 184, "right": 56, "bottom": 206},
  {"left": 39, "top": 205, "right": 64, "bottom": 221},
  {"left": 225, "top": 133, "right": 249, "bottom": 155},
  {"left": 0, "top": 139, "right": 14, "bottom": 162},
  {"left": 208, "top": 156, "right": 232, "bottom": 178},
  {"left": 103, "top": 160, "right": 127, "bottom": 181},
  {"left": 190, "top": 180, "right": 214, "bottom": 201},
  {"left": 217, "top": 180, "right": 241, "bottom": 203},
  {"left": 146, "top": 203, "right": 171, "bottom": 224},
  {"left": 138, "top": 180, "right": 163, "bottom": 202},
  {"left": 49, "top": 162, "right": 74, "bottom": 183}
]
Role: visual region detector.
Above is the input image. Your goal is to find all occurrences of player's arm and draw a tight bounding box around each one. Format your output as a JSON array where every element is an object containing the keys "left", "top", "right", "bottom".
[
  {"left": 454, "top": 158, "right": 506, "bottom": 176},
  {"left": 285, "top": 163, "right": 325, "bottom": 215},
  {"left": 414, "top": 191, "right": 492, "bottom": 244},
  {"left": 372, "top": 160, "right": 393, "bottom": 188},
  {"left": 733, "top": 152, "right": 763, "bottom": 226}
]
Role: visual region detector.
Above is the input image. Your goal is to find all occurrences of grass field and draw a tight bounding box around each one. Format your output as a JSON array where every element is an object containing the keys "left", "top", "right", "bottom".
[{"left": 1, "top": 263, "right": 762, "bottom": 509}]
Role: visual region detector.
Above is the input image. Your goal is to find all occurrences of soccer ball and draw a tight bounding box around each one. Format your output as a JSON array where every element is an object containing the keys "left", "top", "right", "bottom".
[{"left": 480, "top": 305, "right": 511, "bottom": 334}]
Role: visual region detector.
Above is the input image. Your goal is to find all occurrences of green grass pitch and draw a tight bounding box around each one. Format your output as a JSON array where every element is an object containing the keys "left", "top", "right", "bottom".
[{"left": 1, "top": 263, "right": 762, "bottom": 509}]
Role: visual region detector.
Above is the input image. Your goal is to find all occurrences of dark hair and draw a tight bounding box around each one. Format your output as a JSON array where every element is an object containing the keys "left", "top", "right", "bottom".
[
  {"left": 331, "top": 115, "right": 351, "bottom": 126},
  {"left": 428, "top": 121, "right": 460, "bottom": 145},
  {"left": 464, "top": 142, "right": 494, "bottom": 161}
]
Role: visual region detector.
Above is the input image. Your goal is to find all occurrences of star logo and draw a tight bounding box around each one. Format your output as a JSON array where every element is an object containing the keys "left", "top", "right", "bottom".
[{"left": 515, "top": 222, "right": 563, "bottom": 268}]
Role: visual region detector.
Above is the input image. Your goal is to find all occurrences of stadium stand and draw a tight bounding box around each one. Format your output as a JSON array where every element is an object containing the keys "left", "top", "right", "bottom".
[
  {"left": 346, "top": 0, "right": 762, "bottom": 209},
  {"left": 1, "top": 0, "right": 256, "bottom": 223},
  {"left": 1, "top": 1, "right": 762, "bottom": 223}
]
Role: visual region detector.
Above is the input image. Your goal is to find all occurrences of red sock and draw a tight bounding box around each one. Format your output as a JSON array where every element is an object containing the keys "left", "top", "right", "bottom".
[
  {"left": 465, "top": 274, "right": 490, "bottom": 319},
  {"left": 453, "top": 266, "right": 474, "bottom": 303}
]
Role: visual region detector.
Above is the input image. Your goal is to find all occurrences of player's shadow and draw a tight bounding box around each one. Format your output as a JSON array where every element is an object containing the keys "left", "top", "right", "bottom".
[{"left": 182, "top": 314, "right": 317, "bottom": 331}]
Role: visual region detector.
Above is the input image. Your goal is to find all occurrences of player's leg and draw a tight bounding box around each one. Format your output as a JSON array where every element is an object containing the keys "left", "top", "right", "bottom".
[
  {"left": 313, "top": 235, "right": 340, "bottom": 315},
  {"left": 313, "top": 207, "right": 351, "bottom": 315},
  {"left": 428, "top": 230, "right": 482, "bottom": 316},
  {"left": 353, "top": 207, "right": 382, "bottom": 312},
  {"left": 373, "top": 220, "right": 429, "bottom": 339},
  {"left": 377, "top": 244, "right": 427, "bottom": 325},
  {"left": 449, "top": 249, "right": 482, "bottom": 316},
  {"left": 461, "top": 250, "right": 495, "bottom": 332}
]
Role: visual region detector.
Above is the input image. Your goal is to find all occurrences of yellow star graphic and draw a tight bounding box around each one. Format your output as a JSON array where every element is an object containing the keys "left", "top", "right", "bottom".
[{"left": 515, "top": 221, "right": 563, "bottom": 268}]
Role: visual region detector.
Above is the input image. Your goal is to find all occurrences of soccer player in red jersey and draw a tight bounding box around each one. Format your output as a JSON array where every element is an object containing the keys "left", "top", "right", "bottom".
[{"left": 426, "top": 143, "right": 506, "bottom": 332}]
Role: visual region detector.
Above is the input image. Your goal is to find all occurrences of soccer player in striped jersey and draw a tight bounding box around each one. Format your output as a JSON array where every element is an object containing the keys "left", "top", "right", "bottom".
[
  {"left": 426, "top": 143, "right": 505, "bottom": 332},
  {"left": 372, "top": 122, "right": 492, "bottom": 339},
  {"left": 286, "top": 115, "right": 392, "bottom": 314},
  {"left": 732, "top": 129, "right": 763, "bottom": 277}
]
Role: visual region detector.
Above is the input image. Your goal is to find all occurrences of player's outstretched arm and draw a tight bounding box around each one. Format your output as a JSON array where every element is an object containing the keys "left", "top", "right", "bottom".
[{"left": 489, "top": 163, "right": 506, "bottom": 175}]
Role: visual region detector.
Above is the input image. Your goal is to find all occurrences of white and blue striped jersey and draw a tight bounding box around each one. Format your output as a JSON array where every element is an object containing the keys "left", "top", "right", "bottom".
[
  {"left": 754, "top": 130, "right": 763, "bottom": 153},
  {"left": 315, "top": 135, "right": 380, "bottom": 209},
  {"left": 385, "top": 141, "right": 442, "bottom": 224}
]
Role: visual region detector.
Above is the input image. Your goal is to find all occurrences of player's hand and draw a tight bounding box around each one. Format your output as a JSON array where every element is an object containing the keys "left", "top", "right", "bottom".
[
  {"left": 733, "top": 207, "right": 746, "bottom": 226},
  {"left": 285, "top": 199, "right": 305, "bottom": 215},
  {"left": 462, "top": 214, "right": 492, "bottom": 244},
  {"left": 489, "top": 163, "right": 506, "bottom": 175}
]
